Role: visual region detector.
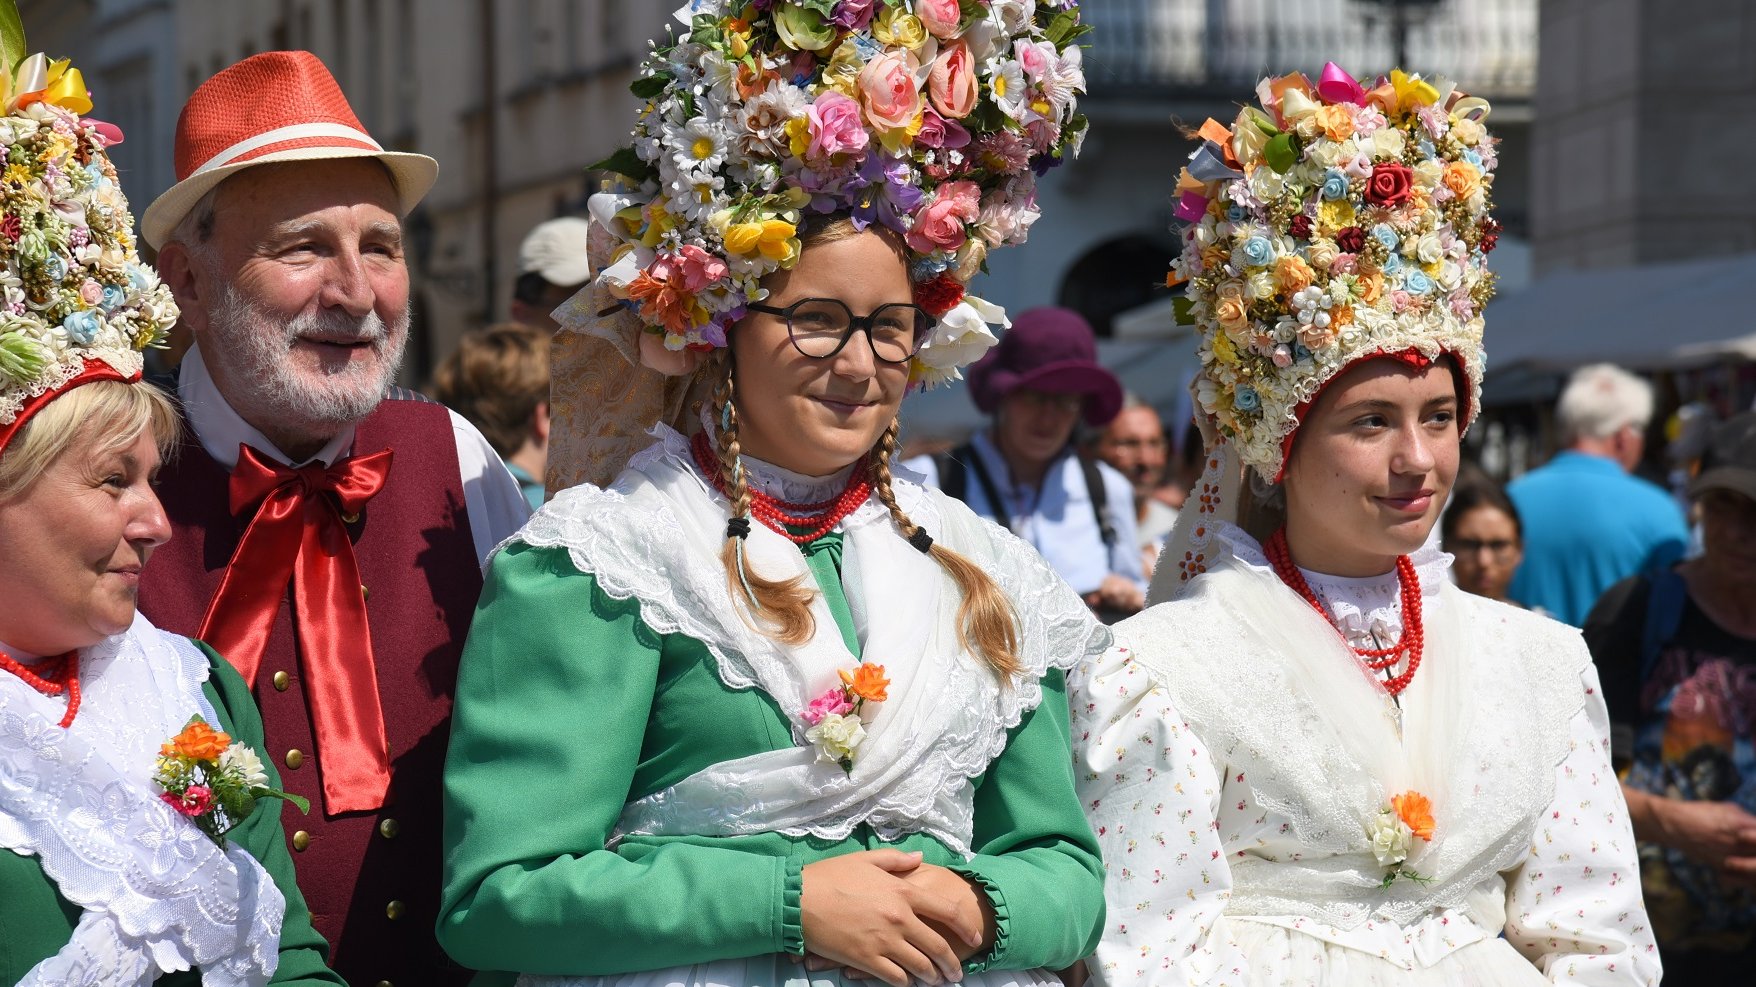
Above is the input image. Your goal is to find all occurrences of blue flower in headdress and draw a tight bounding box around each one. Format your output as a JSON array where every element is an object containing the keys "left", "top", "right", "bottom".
[
  {"left": 1371, "top": 224, "right": 1399, "bottom": 252},
  {"left": 99, "top": 284, "right": 126, "bottom": 312},
  {"left": 1403, "top": 270, "right": 1436, "bottom": 295},
  {"left": 1320, "top": 169, "right": 1349, "bottom": 201},
  {"left": 1234, "top": 385, "right": 1261, "bottom": 413},
  {"left": 63, "top": 310, "right": 101, "bottom": 345}
]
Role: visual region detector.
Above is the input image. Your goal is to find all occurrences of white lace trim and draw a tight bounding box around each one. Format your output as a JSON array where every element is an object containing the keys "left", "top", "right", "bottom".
[
  {"left": 0, "top": 347, "right": 144, "bottom": 429},
  {"left": 0, "top": 614, "right": 283, "bottom": 985},
  {"left": 1119, "top": 526, "right": 1587, "bottom": 929},
  {"left": 507, "top": 426, "right": 1110, "bottom": 853}
]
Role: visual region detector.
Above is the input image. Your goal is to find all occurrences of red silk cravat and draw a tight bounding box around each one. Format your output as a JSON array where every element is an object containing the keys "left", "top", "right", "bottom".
[{"left": 199, "top": 443, "right": 395, "bottom": 814}]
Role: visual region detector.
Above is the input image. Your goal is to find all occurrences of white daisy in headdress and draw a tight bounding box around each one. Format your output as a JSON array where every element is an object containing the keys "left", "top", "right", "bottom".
[
  {"left": 988, "top": 56, "right": 1028, "bottom": 121},
  {"left": 666, "top": 117, "right": 731, "bottom": 179}
]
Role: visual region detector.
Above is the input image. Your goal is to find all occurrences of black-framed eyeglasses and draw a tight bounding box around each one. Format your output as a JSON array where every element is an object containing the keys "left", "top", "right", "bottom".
[{"left": 746, "top": 298, "right": 936, "bottom": 365}]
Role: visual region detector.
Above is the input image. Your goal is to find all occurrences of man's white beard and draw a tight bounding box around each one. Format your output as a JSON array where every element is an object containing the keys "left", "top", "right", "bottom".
[{"left": 205, "top": 283, "right": 411, "bottom": 440}]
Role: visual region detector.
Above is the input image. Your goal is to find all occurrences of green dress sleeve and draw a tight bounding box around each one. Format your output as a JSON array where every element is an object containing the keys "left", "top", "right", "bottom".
[
  {"left": 950, "top": 668, "right": 1107, "bottom": 972},
  {"left": 195, "top": 640, "right": 346, "bottom": 987},
  {"left": 439, "top": 543, "right": 802, "bottom": 976}
]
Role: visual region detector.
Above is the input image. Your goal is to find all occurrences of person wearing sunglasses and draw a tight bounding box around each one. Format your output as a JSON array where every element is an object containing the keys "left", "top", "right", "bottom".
[{"left": 438, "top": 4, "right": 1108, "bottom": 986}]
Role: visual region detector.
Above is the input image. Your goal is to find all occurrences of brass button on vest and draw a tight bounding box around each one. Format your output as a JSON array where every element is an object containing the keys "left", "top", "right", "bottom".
[
  {"left": 360, "top": 583, "right": 370, "bottom": 601},
  {"left": 291, "top": 830, "right": 311, "bottom": 852},
  {"left": 284, "top": 749, "right": 305, "bottom": 770},
  {"left": 378, "top": 818, "right": 400, "bottom": 839},
  {"left": 271, "top": 670, "right": 290, "bottom": 692},
  {"left": 375, "top": 982, "right": 394, "bottom": 987},
  {"left": 385, "top": 899, "right": 406, "bottom": 921}
]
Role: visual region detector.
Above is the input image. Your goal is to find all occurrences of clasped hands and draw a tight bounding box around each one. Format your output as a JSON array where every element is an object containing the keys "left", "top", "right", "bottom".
[{"left": 798, "top": 849, "right": 995, "bottom": 987}]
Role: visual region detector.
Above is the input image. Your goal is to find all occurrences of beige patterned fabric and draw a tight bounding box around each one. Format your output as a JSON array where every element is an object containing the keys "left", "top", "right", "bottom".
[{"left": 544, "top": 276, "right": 715, "bottom": 494}]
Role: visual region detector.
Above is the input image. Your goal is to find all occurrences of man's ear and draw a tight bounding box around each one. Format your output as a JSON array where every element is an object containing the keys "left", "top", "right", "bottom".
[
  {"left": 532, "top": 400, "right": 552, "bottom": 445},
  {"left": 155, "top": 242, "right": 210, "bottom": 337}
]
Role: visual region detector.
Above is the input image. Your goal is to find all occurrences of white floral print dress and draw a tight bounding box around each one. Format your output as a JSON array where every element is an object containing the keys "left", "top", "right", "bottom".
[{"left": 1071, "top": 523, "right": 1661, "bottom": 986}]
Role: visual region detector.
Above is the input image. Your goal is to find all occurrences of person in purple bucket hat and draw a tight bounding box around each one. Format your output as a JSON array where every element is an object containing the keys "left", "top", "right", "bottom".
[{"left": 912, "top": 307, "right": 1146, "bottom": 622}]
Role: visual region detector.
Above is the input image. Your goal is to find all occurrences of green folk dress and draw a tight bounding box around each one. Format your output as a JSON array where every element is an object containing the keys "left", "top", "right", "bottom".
[
  {"left": 439, "top": 431, "right": 1109, "bottom": 986},
  {"left": 0, "top": 628, "right": 342, "bottom": 985}
]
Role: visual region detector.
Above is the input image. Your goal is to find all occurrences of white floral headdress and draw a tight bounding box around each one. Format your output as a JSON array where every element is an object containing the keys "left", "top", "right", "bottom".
[
  {"left": 583, "top": 0, "right": 1089, "bottom": 388},
  {"left": 0, "top": 48, "right": 177, "bottom": 450},
  {"left": 1171, "top": 64, "right": 1498, "bottom": 481},
  {"left": 1149, "top": 64, "right": 1499, "bottom": 600}
]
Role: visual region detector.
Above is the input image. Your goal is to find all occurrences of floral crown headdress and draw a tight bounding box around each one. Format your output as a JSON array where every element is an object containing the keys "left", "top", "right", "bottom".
[
  {"left": 1149, "top": 64, "right": 1499, "bottom": 600},
  {"left": 584, "top": 0, "right": 1090, "bottom": 389},
  {"left": 1170, "top": 63, "right": 1499, "bottom": 481},
  {"left": 0, "top": 12, "right": 178, "bottom": 454}
]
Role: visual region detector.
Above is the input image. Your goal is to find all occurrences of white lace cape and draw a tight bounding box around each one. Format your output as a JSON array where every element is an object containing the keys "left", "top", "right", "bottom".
[
  {"left": 0, "top": 614, "right": 284, "bottom": 986},
  {"left": 1116, "top": 522, "right": 1588, "bottom": 929},
  {"left": 506, "top": 426, "right": 1111, "bottom": 855}
]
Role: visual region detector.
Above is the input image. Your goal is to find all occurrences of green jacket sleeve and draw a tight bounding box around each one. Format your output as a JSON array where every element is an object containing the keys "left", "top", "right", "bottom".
[
  {"left": 439, "top": 543, "right": 801, "bottom": 976},
  {"left": 949, "top": 668, "right": 1106, "bottom": 971},
  {"left": 195, "top": 640, "right": 345, "bottom": 987}
]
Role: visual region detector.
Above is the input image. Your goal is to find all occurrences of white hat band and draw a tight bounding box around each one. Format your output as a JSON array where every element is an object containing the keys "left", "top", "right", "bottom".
[{"left": 191, "top": 122, "right": 384, "bottom": 177}]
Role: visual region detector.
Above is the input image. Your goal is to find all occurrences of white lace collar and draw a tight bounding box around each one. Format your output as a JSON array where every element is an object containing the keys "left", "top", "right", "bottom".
[
  {"left": 510, "top": 428, "right": 1109, "bottom": 854},
  {"left": 0, "top": 615, "right": 285, "bottom": 985}
]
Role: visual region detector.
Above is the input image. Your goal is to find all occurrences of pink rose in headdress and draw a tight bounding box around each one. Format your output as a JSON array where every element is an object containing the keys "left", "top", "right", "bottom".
[
  {"left": 807, "top": 91, "right": 871, "bottom": 162},
  {"left": 906, "top": 180, "right": 981, "bottom": 254},
  {"left": 672, "top": 245, "right": 727, "bottom": 292},
  {"left": 929, "top": 40, "right": 979, "bottom": 120},
  {"left": 162, "top": 785, "right": 214, "bottom": 817},
  {"left": 859, "top": 50, "right": 924, "bottom": 135},
  {"left": 917, "top": 0, "right": 963, "bottom": 38}
]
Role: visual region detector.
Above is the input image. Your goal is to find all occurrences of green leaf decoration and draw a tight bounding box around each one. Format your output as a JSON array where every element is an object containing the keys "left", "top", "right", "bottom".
[
  {"left": 796, "top": 0, "right": 838, "bottom": 16},
  {"left": 1043, "top": 10, "right": 1083, "bottom": 48},
  {"left": 0, "top": 332, "right": 45, "bottom": 383},
  {"left": 629, "top": 74, "right": 670, "bottom": 100},
  {"left": 1172, "top": 295, "right": 1195, "bottom": 325},
  {"left": 1263, "top": 132, "right": 1298, "bottom": 173},
  {"left": 588, "top": 147, "right": 657, "bottom": 184},
  {"left": 0, "top": 0, "right": 24, "bottom": 76},
  {"left": 252, "top": 786, "right": 312, "bottom": 815}
]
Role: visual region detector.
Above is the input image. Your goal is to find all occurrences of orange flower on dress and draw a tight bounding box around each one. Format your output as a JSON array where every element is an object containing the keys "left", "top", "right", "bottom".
[
  {"left": 839, "top": 664, "right": 891, "bottom": 703},
  {"left": 162, "top": 720, "right": 232, "bottom": 760},
  {"left": 1391, "top": 790, "right": 1436, "bottom": 841}
]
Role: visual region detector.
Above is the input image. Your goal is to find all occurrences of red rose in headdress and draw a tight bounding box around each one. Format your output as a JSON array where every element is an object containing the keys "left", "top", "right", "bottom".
[{"left": 1363, "top": 163, "right": 1414, "bottom": 207}]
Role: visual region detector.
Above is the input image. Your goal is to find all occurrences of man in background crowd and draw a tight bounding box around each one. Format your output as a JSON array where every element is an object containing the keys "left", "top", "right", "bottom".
[
  {"left": 909, "top": 307, "right": 1144, "bottom": 621},
  {"left": 433, "top": 323, "right": 551, "bottom": 509},
  {"left": 1509, "top": 363, "right": 1689, "bottom": 625},
  {"left": 1091, "top": 394, "right": 1177, "bottom": 579},
  {"left": 511, "top": 216, "right": 591, "bottom": 330},
  {"left": 1585, "top": 411, "right": 1756, "bottom": 981}
]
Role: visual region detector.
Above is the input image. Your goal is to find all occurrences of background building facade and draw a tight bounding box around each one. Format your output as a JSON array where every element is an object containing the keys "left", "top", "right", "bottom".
[{"left": 30, "top": 0, "right": 1534, "bottom": 378}]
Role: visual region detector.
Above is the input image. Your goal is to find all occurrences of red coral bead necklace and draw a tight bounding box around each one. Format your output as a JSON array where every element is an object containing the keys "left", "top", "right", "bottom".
[
  {"left": 691, "top": 431, "right": 873, "bottom": 544},
  {"left": 1265, "top": 527, "right": 1424, "bottom": 697},
  {"left": 0, "top": 649, "right": 82, "bottom": 728}
]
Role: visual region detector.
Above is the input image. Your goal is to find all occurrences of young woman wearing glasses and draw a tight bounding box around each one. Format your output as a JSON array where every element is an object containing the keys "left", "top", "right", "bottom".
[{"left": 437, "top": 6, "right": 1106, "bottom": 984}]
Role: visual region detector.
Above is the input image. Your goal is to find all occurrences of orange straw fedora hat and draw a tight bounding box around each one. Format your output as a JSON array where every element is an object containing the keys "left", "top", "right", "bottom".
[{"left": 141, "top": 50, "right": 437, "bottom": 248}]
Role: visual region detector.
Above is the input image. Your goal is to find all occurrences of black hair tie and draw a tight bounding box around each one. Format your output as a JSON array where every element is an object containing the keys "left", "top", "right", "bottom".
[
  {"left": 726, "top": 517, "right": 752, "bottom": 540},
  {"left": 908, "top": 528, "right": 934, "bottom": 554}
]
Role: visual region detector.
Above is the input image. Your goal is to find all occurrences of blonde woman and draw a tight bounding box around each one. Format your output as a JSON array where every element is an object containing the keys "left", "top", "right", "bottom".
[{"left": 439, "top": 3, "right": 1106, "bottom": 985}]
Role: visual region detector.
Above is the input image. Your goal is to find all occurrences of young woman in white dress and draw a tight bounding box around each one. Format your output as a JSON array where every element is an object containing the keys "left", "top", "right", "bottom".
[{"left": 1070, "top": 65, "right": 1662, "bottom": 986}]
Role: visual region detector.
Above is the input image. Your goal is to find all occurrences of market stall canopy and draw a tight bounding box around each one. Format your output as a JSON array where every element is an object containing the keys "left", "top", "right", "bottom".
[{"left": 1485, "top": 252, "right": 1756, "bottom": 376}]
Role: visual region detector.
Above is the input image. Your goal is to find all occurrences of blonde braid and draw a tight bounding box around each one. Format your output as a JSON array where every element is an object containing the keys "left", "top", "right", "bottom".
[
  {"left": 713, "top": 357, "right": 817, "bottom": 644},
  {"left": 871, "top": 418, "right": 1022, "bottom": 680}
]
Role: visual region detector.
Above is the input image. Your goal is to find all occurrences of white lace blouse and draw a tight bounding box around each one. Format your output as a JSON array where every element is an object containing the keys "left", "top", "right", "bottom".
[{"left": 1071, "top": 524, "right": 1661, "bottom": 986}]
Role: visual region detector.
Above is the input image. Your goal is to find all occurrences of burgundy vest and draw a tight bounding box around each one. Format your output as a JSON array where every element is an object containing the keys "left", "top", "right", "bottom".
[{"left": 139, "top": 394, "right": 480, "bottom": 987}]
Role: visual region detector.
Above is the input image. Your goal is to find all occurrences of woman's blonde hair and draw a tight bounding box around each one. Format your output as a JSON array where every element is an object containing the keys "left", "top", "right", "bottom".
[
  {"left": 712, "top": 217, "right": 1022, "bottom": 679},
  {"left": 0, "top": 380, "right": 181, "bottom": 502}
]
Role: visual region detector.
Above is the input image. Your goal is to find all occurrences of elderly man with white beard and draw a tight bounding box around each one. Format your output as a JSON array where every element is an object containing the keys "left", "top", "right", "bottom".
[{"left": 135, "top": 52, "right": 528, "bottom": 987}]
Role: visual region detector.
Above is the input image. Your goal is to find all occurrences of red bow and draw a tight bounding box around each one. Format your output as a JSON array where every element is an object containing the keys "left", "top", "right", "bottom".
[{"left": 199, "top": 444, "right": 394, "bottom": 814}]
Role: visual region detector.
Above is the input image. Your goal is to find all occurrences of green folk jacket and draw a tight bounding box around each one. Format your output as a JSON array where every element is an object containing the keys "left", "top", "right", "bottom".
[
  {"left": 440, "top": 539, "right": 1105, "bottom": 985},
  {"left": 0, "top": 640, "right": 343, "bottom": 986}
]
